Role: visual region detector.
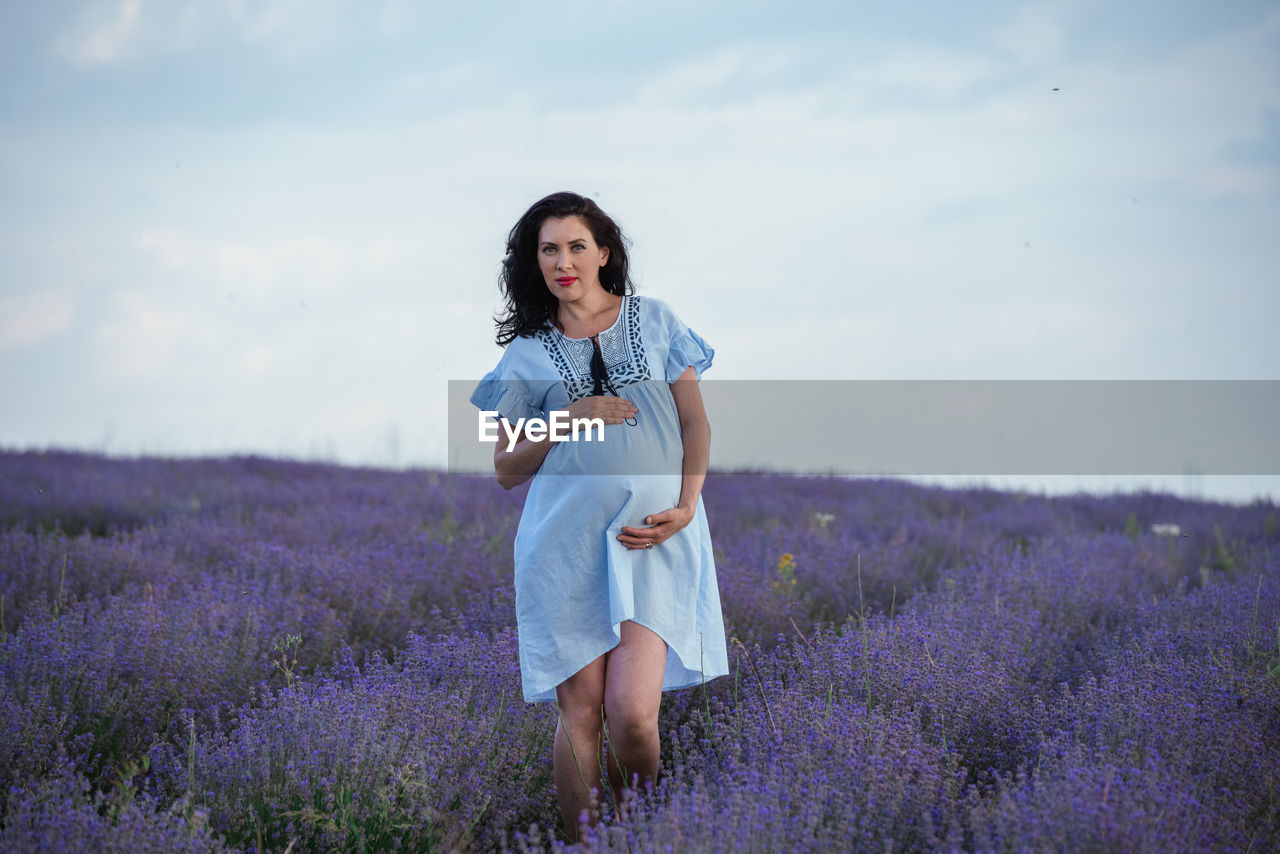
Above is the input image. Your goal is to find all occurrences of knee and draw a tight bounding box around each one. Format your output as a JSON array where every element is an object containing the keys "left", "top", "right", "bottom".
[
  {"left": 603, "top": 701, "right": 658, "bottom": 744},
  {"left": 558, "top": 699, "right": 605, "bottom": 736}
]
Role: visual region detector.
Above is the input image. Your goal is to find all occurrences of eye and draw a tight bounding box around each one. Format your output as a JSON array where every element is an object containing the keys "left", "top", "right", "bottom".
[
  {"left": 571, "top": 243, "right": 586, "bottom": 252},
  {"left": 541, "top": 246, "right": 556, "bottom": 255}
]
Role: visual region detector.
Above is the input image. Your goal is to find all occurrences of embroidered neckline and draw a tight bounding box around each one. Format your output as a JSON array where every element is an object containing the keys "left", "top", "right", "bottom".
[{"left": 535, "top": 295, "right": 651, "bottom": 402}]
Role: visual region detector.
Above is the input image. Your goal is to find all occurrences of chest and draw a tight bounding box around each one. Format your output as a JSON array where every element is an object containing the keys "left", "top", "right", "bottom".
[{"left": 533, "top": 296, "right": 652, "bottom": 402}]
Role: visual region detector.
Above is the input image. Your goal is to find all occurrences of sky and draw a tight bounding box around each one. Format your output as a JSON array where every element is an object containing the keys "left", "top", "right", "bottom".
[{"left": 2, "top": 1, "right": 1278, "bottom": 502}]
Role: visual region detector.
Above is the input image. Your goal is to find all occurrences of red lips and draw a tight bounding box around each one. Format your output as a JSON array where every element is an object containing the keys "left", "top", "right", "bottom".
[{"left": 556, "top": 277, "right": 576, "bottom": 286}]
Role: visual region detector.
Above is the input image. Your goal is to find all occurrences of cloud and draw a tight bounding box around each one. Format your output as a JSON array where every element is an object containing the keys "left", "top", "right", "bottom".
[
  {"left": 94, "top": 289, "right": 205, "bottom": 379},
  {"left": 88, "top": 226, "right": 438, "bottom": 390},
  {"left": 632, "top": 44, "right": 797, "bottom": 105},
  {"left": 0, "top": 291, "right": 77, "bottom": 350},
  {"left": 55, "top": 0, "right": 142, "bottom": 65},
  {"left": 14, "top": 3, "right": 1279, "bottom": 465},
  {"left": 1191, "top": 164, "right": 1280, "bottom": 199},
  {"left": 713, "top": 295, "right": 1140, "bottom": 381},
  {"left": 68, "top": 4, "right": 1277, "bottom": 381},
  {"left": 134, "top": 229, "right": 410, "bottom": 298},
  {"left": 53, "top": 0, "right": 418, "bottom": 65},
  {"left": 990, "top": 3, "right": 1067, "bottom": 66}
]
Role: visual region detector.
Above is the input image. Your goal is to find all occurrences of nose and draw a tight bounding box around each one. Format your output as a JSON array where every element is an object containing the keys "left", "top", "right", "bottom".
[{"left": 556, "top": 252, "right": 571, "bottom": 271}]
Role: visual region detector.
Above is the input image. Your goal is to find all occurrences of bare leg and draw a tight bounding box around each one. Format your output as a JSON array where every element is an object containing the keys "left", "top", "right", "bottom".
[
  {"left": 553, "top": 655, "right": 606, "bottom": 842},
  {"left": 603, "top": 621, "right": 669, "bottom": 813}
]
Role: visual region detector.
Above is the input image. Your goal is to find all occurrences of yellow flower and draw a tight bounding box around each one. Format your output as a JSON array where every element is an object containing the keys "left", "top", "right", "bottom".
[{"left": 774, "top": 552, "right": 798, "bottom": 596}]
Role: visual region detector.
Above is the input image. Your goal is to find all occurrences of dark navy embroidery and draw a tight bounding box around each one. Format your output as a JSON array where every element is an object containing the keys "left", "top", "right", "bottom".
[{"left": 535, "top": 295, "right": 650, "bottom": 402}]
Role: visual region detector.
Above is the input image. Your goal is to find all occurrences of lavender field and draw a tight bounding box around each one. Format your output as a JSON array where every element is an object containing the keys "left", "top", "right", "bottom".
[{"left": 0, "top": 450, "right": 1277, "bottom": 852}]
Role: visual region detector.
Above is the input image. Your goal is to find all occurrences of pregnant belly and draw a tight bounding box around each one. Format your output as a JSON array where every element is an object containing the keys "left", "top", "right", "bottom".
[
  {"left": 538, "top": 420, "right": 681, "bottom": 477},
  {"left": 516, "top": 471, "right": 683, "bottom": 570},
  {"left": 538, "top": 382, "right": 685, "bottom": 478}
]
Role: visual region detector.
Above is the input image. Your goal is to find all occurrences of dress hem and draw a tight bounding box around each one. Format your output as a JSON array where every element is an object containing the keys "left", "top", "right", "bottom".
[{"left": 521, "top": 615, "right": 728, "bottom": 705}]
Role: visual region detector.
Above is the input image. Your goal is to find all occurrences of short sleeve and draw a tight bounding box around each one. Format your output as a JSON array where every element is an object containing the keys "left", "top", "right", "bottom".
[
  {"left": 651, "top": 298, "right": 714, "bottom": 383},
  {"left": 469, "top": 340, "right": 546, "bottom": 423}
]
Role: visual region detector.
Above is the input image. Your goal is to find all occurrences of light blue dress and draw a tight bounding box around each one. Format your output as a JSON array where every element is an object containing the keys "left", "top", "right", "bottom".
[{"left": 470, "top": 295, "right": 730, "bottom": 703}]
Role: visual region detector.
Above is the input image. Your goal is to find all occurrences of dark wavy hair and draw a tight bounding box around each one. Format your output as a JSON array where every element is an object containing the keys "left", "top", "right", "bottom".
[{"left": 494, "top": 191, "right": 633, "bottom": 345}]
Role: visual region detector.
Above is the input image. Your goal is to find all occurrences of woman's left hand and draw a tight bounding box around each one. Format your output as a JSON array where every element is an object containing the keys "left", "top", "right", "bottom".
[{"left": 618, "top": 505, "right": 695, "bottom": 550}]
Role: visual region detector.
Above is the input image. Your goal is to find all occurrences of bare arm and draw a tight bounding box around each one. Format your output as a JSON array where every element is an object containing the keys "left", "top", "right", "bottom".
[
  {"left": 672, "top": 366, "right": 710, "bottom": 512},
  {"left": 492, "top": 419, "right": 555, "bottom": 491},
  {"left": 491, "top": 394, "right": 639, "bottom": 490}
]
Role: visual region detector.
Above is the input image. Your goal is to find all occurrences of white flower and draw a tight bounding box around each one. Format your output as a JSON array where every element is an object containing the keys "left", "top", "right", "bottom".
[
  {"left": 813, "top": 512, "right": 835, "bottom": 531},
  {"left": 1150, "top": 523, "right": 1181, "bottom": 538}
]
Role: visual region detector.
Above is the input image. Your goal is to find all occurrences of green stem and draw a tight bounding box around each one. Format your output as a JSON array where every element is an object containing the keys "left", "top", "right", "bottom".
[
  {"left": 555, "top": 702, "right": 595, "bottom": 829},
  {"left": 857, "top": 554, "right": 872, "bottom": 731},
  {"left": 186, "top": 714, "right": 197, "bottom": 803},
  {"left": 54, "top": 553, "right": 68, "bottom": 618},
  {"left": 1248, "top": 575, "right": 1262, "bottom": 658},
  {"left": 600, "top": 706, "right": 623, "bottom": 814},
  {"left": 731, "top": 637, "right": 778, "bottom": 737},
  {"left": 700, "top": 632, "right": 712, "bottom": 732},
  {"left": 367, "top": 584, "right": 394, "bottom": 641}
]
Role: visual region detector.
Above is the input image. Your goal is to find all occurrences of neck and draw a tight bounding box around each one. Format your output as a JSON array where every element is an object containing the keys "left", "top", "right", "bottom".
[{"left": 557, "top": 289, "right": 621, "bottom": 328}]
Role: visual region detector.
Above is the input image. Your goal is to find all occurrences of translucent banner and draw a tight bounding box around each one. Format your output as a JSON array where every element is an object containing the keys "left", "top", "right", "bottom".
[{"left": 446, "top": 380, "right": 1280, "bottom": 476}]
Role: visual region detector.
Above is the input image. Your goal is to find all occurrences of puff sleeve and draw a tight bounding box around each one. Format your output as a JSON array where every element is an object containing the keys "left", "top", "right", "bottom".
[
  {"left": 655, "top": 299, "right": 715, "bottom": 383},
  {"left": 469, "top": 339, "right": 546, "bottom": 424}
]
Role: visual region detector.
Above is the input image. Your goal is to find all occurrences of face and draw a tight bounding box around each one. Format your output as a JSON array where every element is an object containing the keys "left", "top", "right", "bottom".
[{"left": 536, "top": 215, "right": 610, "bottom": 302}]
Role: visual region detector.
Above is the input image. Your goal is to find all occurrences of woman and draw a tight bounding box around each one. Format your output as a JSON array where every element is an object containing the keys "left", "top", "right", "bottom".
[{"left": 470, "top": 191, "right": 729, "bottom": 838}]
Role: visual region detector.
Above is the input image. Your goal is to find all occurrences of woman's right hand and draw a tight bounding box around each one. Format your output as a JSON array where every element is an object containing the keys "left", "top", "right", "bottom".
[{"left": 566, "top": 394, "right": 638, "bottom": 425}]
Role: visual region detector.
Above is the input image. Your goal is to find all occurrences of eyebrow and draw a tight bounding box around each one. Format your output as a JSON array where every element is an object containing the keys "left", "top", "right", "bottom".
[{"left": 539, "top": 238, "right": 590, "bottom": 247}]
